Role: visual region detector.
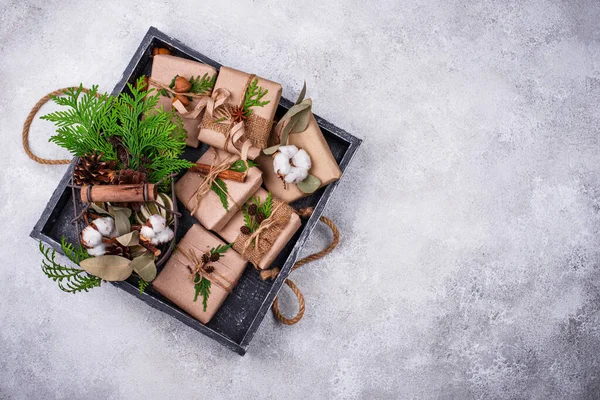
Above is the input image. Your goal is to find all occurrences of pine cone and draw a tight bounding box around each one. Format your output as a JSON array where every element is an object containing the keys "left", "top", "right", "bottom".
[
  {"left": 73, "top": 154, "right": 116, "bottom": 186},
  {"left": 202, "top": 254, "right": 210, "bottom": 264},
  {"left": 203, "top": 265, "right": 215, "bottom": 274},
  {"left": 255, "top": 212, "right": 266, "bottom": 224},
  {"left": 111, "top": 169, "right": 147, "bottom": 185},
  {"left": 247, "top": 204, "right": 258, "bottom": 216},
  {"left": 210, "top": 253, "right": 220, "bottom": 262},
  {"left": 240, "top": 226, "right": 252, "bottom": 235},
  {"left": 105, "top": 242, "right": 131, "bottom": 258}
]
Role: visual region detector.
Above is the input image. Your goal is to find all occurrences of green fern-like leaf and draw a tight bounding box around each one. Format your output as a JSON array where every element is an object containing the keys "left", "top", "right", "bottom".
[
  {"left": 39, "top": 241, "right": 101, "bottom": 294},
  {"left": 211, "top": 178, "right": 229, "bottom": 211},
  {"left": 259, "top": 192, "right": 274, "bottom": 218},
  {"left": 189, "top": 73, "right": 216, "bottom": 95},
  {"left": 228, "top": 159, "right": 259, "bottom": 172},
  {"left": 41, "top": 85, "right": 117, "bottom": 161},
  {"left": 138, "top": 279, "right": 150, "bottom": 294},
  {"left": 243, "top": 78, "right": 270, "bottom": 115},
  {"left": 211, "top": 243, "right": 232, "bottom": 255},
  {"left": 193, "top": 275, "right": 211, "bottom": 311}
]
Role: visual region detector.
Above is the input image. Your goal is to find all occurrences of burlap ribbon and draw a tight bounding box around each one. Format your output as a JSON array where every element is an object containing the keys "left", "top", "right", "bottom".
[
  {"left": 233, "top": 198, "right": 296, "bottom": 267},
  {"left": 199, "top": 74, "right": 272, "bottom": 155},
  {"left": 176, "top": 245, "right": 233, "bottom": 293}
]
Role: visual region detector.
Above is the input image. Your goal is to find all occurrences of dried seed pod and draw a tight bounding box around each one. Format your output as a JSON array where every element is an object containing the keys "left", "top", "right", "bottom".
[
  {"left": 173, "top": 76, "right": 192, "bottom": 93},
  {"left": 255, "top": 213, "right": 265, "bottom": 224},
  {"left": 153, "top": 48, "right": 171, "bottom": 56},
  {"left": 210, "top": 253, "right": 220, "bottom": 262},
  {"left": 247, "top": 204, "right": 258, "bottom": 216},
  {"left": 240, "top": 226, "right": 252, "bottom": 235}
]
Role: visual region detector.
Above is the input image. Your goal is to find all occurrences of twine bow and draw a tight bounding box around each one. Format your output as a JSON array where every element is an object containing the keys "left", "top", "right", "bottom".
[
  {"left": 177, "top": 246, "right": 233, "bottom": 293},
  {"left": 241, "top": 202, "right": 286, "bottom": 259},
  {"left": 187, "top": 151, "right": 242, "bottom": 215}
]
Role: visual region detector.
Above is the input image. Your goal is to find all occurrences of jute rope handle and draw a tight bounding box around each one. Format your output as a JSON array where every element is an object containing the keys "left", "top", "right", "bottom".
[
  {"left": 23, "top": 87, "right": 100, "bottom": 165},
  {"left": 260, "top": 209, "right": 340, "bottom": 325}
]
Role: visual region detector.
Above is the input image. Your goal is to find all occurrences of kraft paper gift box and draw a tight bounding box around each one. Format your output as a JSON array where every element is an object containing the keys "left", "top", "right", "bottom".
[
  {"left": 149, "top": 54, "right": 218, "bottom": 147},
  {"left": 175, "top": 147, "right": 263, "bottom": 231},
  {"left": 256, "top": 113, "right": 342, "bottom": 203},
  {"left": 198, "top": 66, "right": 282, "bottom": 160},
  {"left": 215, "top": 188, "right": 301, "bottom": 270},
  {"left": 153, "top": 224, "right": 247, "bottom": 324}
]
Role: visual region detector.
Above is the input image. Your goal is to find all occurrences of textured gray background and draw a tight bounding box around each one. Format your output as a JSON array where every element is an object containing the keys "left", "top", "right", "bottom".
[{"left": 1, "top": 0, "right": 600, "bottom": 399}]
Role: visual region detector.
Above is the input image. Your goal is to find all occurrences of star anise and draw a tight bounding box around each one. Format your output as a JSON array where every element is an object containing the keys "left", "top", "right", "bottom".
[{"left": 231, "top": 106, "right": 247, "bottom": 123}]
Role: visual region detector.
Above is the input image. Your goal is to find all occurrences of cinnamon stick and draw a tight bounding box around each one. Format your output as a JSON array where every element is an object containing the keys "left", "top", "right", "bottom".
[
  {"left": 80, "top": 184, "right": 157, "bottom": 203},
  {"left": 189, "top": 163, "right": 246, "bottom": 182}
]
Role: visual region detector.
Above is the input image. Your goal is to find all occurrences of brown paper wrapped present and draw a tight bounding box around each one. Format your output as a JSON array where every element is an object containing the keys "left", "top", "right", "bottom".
[
  {"left": 215, "top": 188, "right": 301, "bottom": 270},
  {"left": 153, "top": 224, "right": 247, "bottom": 324},
  {"left": 257, "top": 114, "right": 342, "bottom": 203},
  {"left": 175, "top": 147, "right": 263, "bottom": 231},
  {"left": 149, "top": 54, "right": 218, "bottom": 147},
  {"left": 198, "top": 67, "right": 282, "bottom": 159}
]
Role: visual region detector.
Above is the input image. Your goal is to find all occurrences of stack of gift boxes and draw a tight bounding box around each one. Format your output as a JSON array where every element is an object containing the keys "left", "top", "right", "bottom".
[{"left": 147, "top": 51, "right": 342, "bottom": 324}]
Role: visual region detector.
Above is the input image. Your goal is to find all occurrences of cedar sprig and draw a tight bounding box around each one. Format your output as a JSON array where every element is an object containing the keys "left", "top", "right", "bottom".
[
  {"left": 211, "top": 243, "right": 233, "bottom": 255},
  {"left": 157, "top": 75, "right": 178, "bottom": 98},
  {"left": 40, "top": 238, "right": 101, "bottom": 294},
  {"left": 241, "top": 192, "right": 274, "bottom": 235},
  {"left": 211, "top": 178, "right": 229, "bottom": 211},
  {"left": 243, "top": 78, "right": 270, "bottom": 115},
  {"left": 41, "top": 85, "right": 117, "bottom": 161},
  {"left": 189, "top": 73, "right": 217, "bottom": 96},
  {"left": 138, "top": 279, "right": 150, "bottom": 294},
  {"left": 192, "top": 243, "right": 232, "bottom": 311}
]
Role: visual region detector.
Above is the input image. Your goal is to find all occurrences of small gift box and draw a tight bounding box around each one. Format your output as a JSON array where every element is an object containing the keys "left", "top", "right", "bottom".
[
  {"left": 149, "top": 54, "right": 218, "bottom": 147},
  {"left": 175, "top": 147, "right": 263, "bottom": 231},
  {"left": 152, "top": 224, "right": 247, "bottom": 324},
  {"left": 215, "top": 188, "right": 301, "bottom": 270},
  {"left": 257, "top": 113, "right": 342, "bottom": 203},
  {"left": 198, "top": 67, "right": 282, "bottom": 159}
]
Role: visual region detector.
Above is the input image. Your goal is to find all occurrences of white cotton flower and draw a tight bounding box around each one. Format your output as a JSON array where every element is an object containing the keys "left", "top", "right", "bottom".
[
  {"left": 148, "top": 215, "right": 167, "bottom": 233},
  {"left": 91, "top": 217, "right": 115, "bottom": 237},
  {"left": 292, "top": 149, "right": 311, "bottom": 170},
  {"left": 140, "top": 225, "right": 156, "bottom": 240},
  {"left": 157, "top": 227, "right": 174, "bottom": 243},
  {"left": 273, "top": 152, "right": 292, "bottom": 175},
  {"left": 278, "top": 145, "right": 298, "bottom": 158},
  {"left": 284, "top": 166, "right": 309, "bottom": 184},
  {"left": 87, "top": 243, "right": 107, "bottom": 256},
  {"left": 273, "top": 146, "right": 312, "bottom": 184},
  {"left": 81, "top": 226, "right": 103, "bottom": 248}
]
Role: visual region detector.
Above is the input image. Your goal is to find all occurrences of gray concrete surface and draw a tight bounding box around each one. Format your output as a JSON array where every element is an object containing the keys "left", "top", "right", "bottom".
[{"left": 2, "top": 0, "right": 600, "bottom": 399}]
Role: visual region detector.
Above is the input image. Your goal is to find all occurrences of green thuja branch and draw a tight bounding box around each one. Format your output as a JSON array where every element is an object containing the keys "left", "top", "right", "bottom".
[
  {"left": 193, "top": 275, "right": 211, "bottom": 311},
  {"left": 211, "top": 243, "right": 232, "bottom": 255},
  {"left": 189, "top": 73, "right": 216, "bottom": 96},
  {"left": 138, "top": 279, "right": 150, "bottom": 294},
  {"left": 40, "top": 240, "right": 101, "bottom": 294},
  {"left": 211, "top": 178, "right": 229, "bottom": 211},
  {"left": 228, "top": 159, "right": 259, "bottom": 172},
  {"left": 41, "top": 85, "right": 117, "bottom": 161},
  {"left": 243, "top": 78, "right": 270, "bottom": 115}
]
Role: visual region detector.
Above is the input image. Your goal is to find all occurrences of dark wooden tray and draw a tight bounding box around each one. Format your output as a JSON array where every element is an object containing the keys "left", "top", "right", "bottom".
[{"left": 30, "top": 27, "right": 362, "bottom": 355}]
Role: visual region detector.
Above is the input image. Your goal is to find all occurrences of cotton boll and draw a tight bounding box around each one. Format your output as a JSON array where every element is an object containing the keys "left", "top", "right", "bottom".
[
  {"left": 278, "top": 145, "right": 298, "bottom": 158},
  {"left": 92, "top": 217, "right": 115, "bottom": 237},
  {"left": 291, "top": 149, "right": 311, "bottom": 170},
  {"left": 87, "top": 244, "right": 107, "bottom": 256},
  {"left": 155, "top": 228, "right": 174, "bottom": 244},
  {"left": 284, "top": 166, "right": 309, "bottom": 183},
  {"left": 273, "top": 152, "right": 292, "bottom": 175},
  {"left": 81, "top": 226, "right": 103, "bottom": 248},
  {"left": 140, "top": 226, "right": 156, "bottom": 240},
  {"left": 148, "top": 215, "right": 167, "bottom": 233}
]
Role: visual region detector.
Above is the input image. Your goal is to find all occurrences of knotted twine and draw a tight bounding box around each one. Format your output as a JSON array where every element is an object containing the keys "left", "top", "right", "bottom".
[
  {"left": 23, "top": 88, "right": 341, "bottom": 326},
  {"left": 177, "top": 246, "right": 234, "bottom": 293}
]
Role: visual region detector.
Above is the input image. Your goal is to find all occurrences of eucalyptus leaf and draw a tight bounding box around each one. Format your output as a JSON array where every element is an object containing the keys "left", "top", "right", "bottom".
[
  {"left": 130, "top": 246, "right": 148, "bottom": 258},
  {"left": 79, "top": 255, "right": 133, "bottom": 281},
  {"left": 296, "top": 81, "right": 307, "bottom": 105},
  {"left": 296, "top": 174, "right": 321, "bottom": 194},
  {"left": 111, "top": 209, "right": 131, "bottom": 236},
  {"left": 263, "top": 145, "right": 281, "bottom": 155},
  {"left": 90, "top": 203, "right": 110, "bottom": 215},
  {"left": 280, "top": 119, "right": 296, "bottom": 147},
  {"left": 115, "top": 230, "right": 139, "bottom": 247},
  {"left": 293, "top": 100, "right": 313, "bottom": 132},
  {"left": 108, "top": 205, "right": 132, "bottom": 218},
  {"left": 130, "top": 252, "right": 157, "bottom": 282}
]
